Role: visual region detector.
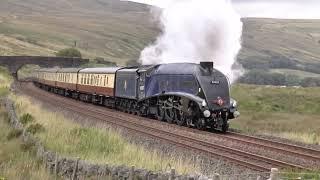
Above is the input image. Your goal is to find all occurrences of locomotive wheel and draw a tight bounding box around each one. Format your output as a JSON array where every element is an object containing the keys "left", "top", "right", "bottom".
[
  {"left": 175, "top": 110, "right": 186, "bottom": 126},
  {"left": 221, "top": 123, "right": 229, "bottom": 133},
  {"left": 195, "top": 118, "right": 206, "bottom": 130},
  {"left": 219, "top": 112, "right": 229, "bottom": 133},
  {"left": 165, "top": 108, "right": 175, "bottom": 124},
  {"left": 156, "top": 104, "right": 165, "bottom": 121},
  {"left": 221, "top": 118, "right": 229, "bottom": 133},
  {"left": 186, "top": 117, "right": 193, "bottom": 127}
]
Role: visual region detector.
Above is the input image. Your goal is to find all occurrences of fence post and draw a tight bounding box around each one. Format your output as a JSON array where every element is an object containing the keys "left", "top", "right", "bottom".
[
  {"left": 269, "top": 168, "right": 279, "bottom": 180},
  {"left": 72, "top": 158, "right": 80, "bottom": 180},
  {"left": 213, "top": 173, "right": 220, "bottom": 180},
  {"left": 169, "top": 168, "right": 175, "bottom": 180},
  {"left": 54, "top": 153, "right": 59, "bottom": 178},
  {"left": 129, "top": 165, "right": 135, "bottom": 180}
]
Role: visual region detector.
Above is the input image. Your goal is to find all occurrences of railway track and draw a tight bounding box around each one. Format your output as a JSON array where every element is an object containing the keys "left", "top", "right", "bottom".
[
  {"left": 18, "top": 82, "right": 320, "bottom": 172},
  {"left": 227, "top": 132, "right": 320, "bottom": 161},
  {"left": 186, "top": 127, "right": 320, "bottom": 164}
]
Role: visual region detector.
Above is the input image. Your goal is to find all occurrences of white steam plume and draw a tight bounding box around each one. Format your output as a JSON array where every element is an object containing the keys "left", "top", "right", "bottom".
[{"left": 128, "top": 0, "right": 243, "bottom": 83}]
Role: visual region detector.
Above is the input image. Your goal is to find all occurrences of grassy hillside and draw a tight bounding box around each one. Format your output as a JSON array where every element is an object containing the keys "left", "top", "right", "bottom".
[
  {"left": 1, "top": 0, "right": 320, "bottom": 70},
  {"left": 240, "top": 18, "right": 320, "bottom": 65},
  {"left": 0, "top": 0, "right": 157, "bottom": 65}
]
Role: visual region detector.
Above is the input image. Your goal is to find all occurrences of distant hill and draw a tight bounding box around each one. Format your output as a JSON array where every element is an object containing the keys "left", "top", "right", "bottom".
[
  {"left": 239, "top": 19, "right": 320, "bottom": 74},
  {"left": 0, "top": 0, "right": 320, "bottom": 75}
]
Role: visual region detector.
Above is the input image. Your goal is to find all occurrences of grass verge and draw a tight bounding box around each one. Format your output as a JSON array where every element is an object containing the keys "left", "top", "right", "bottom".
[
  {"left": 11, "top": 95, "right": 200, "bottom": 175},
  {"left": 0, "top": 67, "right": 12, "bottom": 97},
  {"left": 231, "top": 84, "right": 320, "bottom": 145},
  {"left": 0, "top": 67, "right": 52, "bottom": 179}
]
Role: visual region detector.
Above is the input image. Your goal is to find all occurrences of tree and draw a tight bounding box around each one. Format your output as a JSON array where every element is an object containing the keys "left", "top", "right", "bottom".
[{"left": 56, "top": 48, "right": 82, "bottom": 58}]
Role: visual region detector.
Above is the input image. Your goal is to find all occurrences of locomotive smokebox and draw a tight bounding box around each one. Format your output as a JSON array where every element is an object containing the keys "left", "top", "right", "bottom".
[{"left": 200, "top": 61, "right": 214, "bottom": 72}]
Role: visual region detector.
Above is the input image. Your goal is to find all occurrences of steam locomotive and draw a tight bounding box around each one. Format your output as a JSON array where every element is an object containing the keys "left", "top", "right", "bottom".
[{"left": 32, "top": 62, "right": 239, "bottom": 132}]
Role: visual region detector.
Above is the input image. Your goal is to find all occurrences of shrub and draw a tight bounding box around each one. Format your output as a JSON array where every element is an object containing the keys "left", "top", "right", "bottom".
[
  {"left": 20, "top": 139, "right": 35, "bottom": 152},
  {"left": 26, "top": 123, "right": 45, "bottom": 134},
  {"left": 20, "top": 113, "right": 34, "bottom": 125},
  {"left": 56, "top": 48, "right": 82, "bottom": 58},
  {"left": 7, "top": 129, "right": 23, "bottom": 140}
]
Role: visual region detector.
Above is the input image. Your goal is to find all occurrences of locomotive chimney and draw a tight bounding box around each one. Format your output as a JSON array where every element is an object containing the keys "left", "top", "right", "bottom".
[{"left": 200, "top": 61, "right": 214, "bottom": 72}]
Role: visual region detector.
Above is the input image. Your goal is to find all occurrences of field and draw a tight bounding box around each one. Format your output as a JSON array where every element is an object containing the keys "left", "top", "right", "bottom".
[{"left": 231, "top": 84, "right": 320, "bottom": 144}]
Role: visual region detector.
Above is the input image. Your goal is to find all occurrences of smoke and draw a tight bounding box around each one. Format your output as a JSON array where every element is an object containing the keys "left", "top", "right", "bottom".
[
  {"left": 232, "top": 0, "right": 320, "bottom": 19},
  {"left": 128, "top": 0, "right": 243, "bottom": 83}
]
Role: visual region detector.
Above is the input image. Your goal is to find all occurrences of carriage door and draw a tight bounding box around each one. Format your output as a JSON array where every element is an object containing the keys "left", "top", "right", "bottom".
[{"left": 138, "top": 72, "right": 146, "bottom": 99}]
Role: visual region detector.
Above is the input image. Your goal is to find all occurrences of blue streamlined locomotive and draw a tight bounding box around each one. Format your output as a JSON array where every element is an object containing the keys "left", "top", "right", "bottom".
[
  {"left": 115, "top": 62, "right": 239, "bottom": 132},
  {"left": 33, "top": 62, "right": 239, "bottom": 132}
]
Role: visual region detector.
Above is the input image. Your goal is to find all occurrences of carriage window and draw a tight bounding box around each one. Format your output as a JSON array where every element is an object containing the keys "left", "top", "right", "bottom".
[
  {"left": 104, "top": 75, "right": 106, "bottom": 86},
  {"left": 86, "top": 74, "right": 90, "bottom": 84}
]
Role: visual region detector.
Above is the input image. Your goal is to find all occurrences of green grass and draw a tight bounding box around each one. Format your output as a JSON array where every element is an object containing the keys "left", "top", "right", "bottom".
[
  {"left": 12, "top": 95, "right": 200, "bottom": 175},
  {"left": 280, "top": 169, "right": 320, "bottom": 179},
  {"left": 0, "top": 67, "right": 52, "bottom": 179},
  {"left": 0, "top": 108, "right": 53, "bottom": 180},
  {"left": 231, "top": 84, "right": 320, "bottom": 144},
  {"left": 0, "top": 67, "right": 12, "bottom": 97}
]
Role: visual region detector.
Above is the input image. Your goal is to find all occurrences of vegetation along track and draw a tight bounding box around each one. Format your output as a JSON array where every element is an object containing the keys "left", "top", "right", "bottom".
[{"left": 17, "top": 82, "right": 320, "bottom": 172}]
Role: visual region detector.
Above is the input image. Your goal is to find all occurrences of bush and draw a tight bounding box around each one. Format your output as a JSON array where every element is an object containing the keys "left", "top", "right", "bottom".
[
  {"left": 26, "top": 123, "right": 45, "bottom": 134},
  {"left": 7, "top": 129, "right": 23, "bottom": 140},
  {"left": 238, "top": 70, "right": 287, "bottom": 86},
  {"left": 93, "top": 57, "right": 117, "bottom": 66},
  {"left": 56, "top": 48, "right": 82, "bottom": 58},
  {"left": 301, "top": 77, "right": 320, "bottom": 87},
  {"left": 20, "top": 113, "right": 34, "bottom": 125},
  {"left": 20, "top": 139, "right": 35, "bottom": 152}
]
